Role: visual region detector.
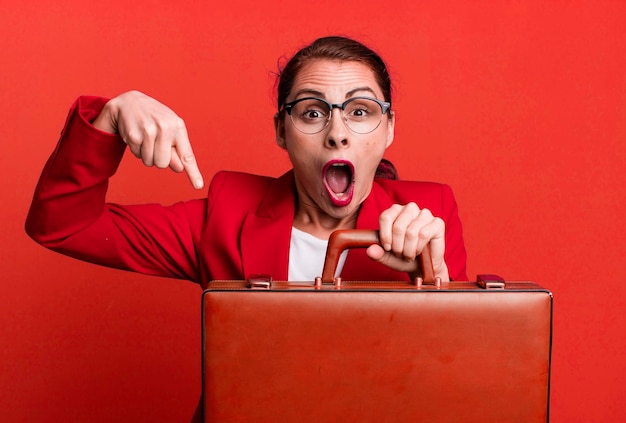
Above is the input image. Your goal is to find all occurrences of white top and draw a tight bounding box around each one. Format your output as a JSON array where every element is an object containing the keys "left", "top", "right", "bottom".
[{"left": 288, "top": 227, "right": 348, "bottom": 281}]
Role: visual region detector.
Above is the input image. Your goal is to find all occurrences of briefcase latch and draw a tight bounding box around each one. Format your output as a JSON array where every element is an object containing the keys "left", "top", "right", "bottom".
[
  {"left": 477, "top": 274, "right": 506, "bottom": 289},
  {"left": 247, "top": 274, "right": 272, "bottom": 289}
]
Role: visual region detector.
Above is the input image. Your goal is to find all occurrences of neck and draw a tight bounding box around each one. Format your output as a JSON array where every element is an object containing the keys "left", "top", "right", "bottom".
[{"left": 293, "top": 202, "right": 359, "bottom": 240}]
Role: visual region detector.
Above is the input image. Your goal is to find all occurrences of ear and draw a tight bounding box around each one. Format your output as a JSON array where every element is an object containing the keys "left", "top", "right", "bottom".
[
  {"left": 274, "top": 113, "right": 287, "bottom": 150},
  {"left": 384, "top": 110, "right": 395, "bottom": 149}
]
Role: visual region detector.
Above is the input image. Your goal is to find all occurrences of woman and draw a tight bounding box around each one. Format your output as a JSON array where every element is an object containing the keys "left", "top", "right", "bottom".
[{"left": 26, "top": 36, "right": 467, "bottom": 290}]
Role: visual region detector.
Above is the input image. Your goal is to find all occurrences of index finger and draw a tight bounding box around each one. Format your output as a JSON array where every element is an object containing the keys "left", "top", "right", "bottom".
[{"left": 173, "top": 127, "right": 204, "bottom": 189}]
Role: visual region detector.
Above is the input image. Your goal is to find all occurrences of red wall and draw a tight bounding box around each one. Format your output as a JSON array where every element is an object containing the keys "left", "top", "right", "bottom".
[{"left": 2, "top": 1, "right": 625, "bottom": 421}]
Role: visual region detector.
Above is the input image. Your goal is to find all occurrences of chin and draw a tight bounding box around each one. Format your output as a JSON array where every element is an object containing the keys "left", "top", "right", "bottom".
[{"left": 322, "top": 198, "right": 362, "bottom": 220}]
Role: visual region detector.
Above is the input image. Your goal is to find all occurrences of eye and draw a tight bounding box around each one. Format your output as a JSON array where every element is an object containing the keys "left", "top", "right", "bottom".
[
  {"left": 351, "top": 107, "right": 368, "bottom": 117},
  {"left": 302, "top": 109, "right": 325, "bottom": 120},
  {"left": 295, "top": 100, "right": 329, "bottom": 122},
  {"left": 346, "top": 102, "right": 373, "bottom": 120}
]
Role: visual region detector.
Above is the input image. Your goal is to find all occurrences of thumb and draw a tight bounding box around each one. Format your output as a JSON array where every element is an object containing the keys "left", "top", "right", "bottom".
[
  {"left": 366, "top": 244, "right": 419, "bottom": 274},
  {"left": 366, "top": 244, "right": 386, "bottom": 261},
  {"left": 366, "top": 244, "right": 386, "bottom": 262}
]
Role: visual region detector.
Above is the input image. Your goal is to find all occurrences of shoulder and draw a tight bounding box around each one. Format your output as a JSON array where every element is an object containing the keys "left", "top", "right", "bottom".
[
  {"left": 209, "top": 170, "right": 275, "bottom": 191},
  {"left": 207, "top": 170, "right": 293, "bottom": 213}
]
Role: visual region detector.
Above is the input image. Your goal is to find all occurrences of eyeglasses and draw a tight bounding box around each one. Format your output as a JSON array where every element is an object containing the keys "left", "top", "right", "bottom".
[{"left": 281, "top": 96, "right": 391, "bottom": 135}]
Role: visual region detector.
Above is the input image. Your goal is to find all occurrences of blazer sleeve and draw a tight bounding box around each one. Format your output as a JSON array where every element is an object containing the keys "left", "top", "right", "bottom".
[{"left": 25, "top": 96, "right": 205, "bottom": 282}]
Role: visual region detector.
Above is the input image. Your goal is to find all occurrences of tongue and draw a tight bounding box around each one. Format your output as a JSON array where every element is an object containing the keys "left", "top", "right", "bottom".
[{"left": 326, "top": 166, "right": 351, "bottom": 194}]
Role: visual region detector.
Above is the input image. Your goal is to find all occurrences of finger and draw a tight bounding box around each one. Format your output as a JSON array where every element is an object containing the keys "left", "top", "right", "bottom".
[
  {"left": 152, "top": 125, "right": 172, "bottom": 169},
  {"left": 378, "top": 204, "right": 404, "bottom": 251},
  {"left": 173, "top": 126, "right": 204, "bottom": 189},
  {"left": 403, "top": 209, "right": 439, "bottom": 260},
  {"left": 415, "top": 216, "right": 445, "bottom": 255},
  {"left": 428, "top": 233, "right": 449, "bottom": 280},
  {"left": 366, "top": 244, "right": 385, "bottom": 261},
  {"left": 117, "top": 120, "right": 143, "bottom": 159},
  {"left": 168, "top": 146, "right": 184, "bottom": 173},
  {"left": 366, "top": 244, "right": 419, "bottom": 274},
  {"left": 389, "top": 202, "right": 420, "bottom": 257},
  {"left": 139, "top": 124, "right": 157, "bottom": 167}
]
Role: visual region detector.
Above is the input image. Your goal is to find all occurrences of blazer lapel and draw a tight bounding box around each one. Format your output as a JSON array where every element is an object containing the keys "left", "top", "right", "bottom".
[{"left": 239, "top": 171, "right": 295, "bottom": 281}]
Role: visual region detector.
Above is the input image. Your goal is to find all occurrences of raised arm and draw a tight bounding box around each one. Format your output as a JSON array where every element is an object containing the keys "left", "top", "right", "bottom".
[{"left": 25, "top": 94, "right": 205, "bottom": 282}]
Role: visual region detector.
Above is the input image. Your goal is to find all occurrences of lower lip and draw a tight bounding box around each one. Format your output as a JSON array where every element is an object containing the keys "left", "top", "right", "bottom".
[
  {"left": 326, "top": 188, "right": 354, "bottom": 207},
  {"left": 323, "top": 176, "right": 355, "bottom": 207}
]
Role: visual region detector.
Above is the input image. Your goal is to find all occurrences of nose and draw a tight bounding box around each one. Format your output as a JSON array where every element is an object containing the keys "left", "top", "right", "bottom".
[{"left": 325, "top": 107, "right": 349, "bottom": 148}]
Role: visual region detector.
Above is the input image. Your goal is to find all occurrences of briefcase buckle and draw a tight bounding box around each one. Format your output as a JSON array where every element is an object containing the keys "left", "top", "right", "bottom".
[
  {"left": 477, "top": 274, "right": 506, "bottom": 289},
  {"left": 247, "top": 274, "right": 272, "bottom": 289}
]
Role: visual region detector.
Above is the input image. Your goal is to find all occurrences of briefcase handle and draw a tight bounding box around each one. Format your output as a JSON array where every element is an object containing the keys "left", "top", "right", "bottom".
[{"left": 321, "top": 229, "right": 435, "bottom": 284}]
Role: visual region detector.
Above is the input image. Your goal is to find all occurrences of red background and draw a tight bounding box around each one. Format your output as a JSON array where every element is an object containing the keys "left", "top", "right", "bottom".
[{"left": 1, "top": 1, "right": 625, "bottom": 421}]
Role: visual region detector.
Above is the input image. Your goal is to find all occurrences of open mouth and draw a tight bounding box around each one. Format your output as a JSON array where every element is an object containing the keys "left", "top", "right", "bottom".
[{"left": 322, "top": 160, "right": 355, "bottom": 207}]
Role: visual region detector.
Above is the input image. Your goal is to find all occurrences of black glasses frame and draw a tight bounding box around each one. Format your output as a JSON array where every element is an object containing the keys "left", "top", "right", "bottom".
[{"left": 281, "top": 96, "right": 391, "bottom": 134}]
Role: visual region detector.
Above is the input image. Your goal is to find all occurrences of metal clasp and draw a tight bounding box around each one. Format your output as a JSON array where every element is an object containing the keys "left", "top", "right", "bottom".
[
  {"left": 477, "top": 274, "right": 506, "bottom": 289},
  {"left": 247, "top": 274, "right": 272, "bottom": 289}
]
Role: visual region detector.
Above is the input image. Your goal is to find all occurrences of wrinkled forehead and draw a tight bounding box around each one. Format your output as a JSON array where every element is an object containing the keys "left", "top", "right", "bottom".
[{"left": 289, "top": 59, "right": 385, "bottom": 101}]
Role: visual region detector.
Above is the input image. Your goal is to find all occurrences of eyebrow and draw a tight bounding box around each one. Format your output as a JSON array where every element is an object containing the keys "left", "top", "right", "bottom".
[
  {"left": 293, "top": 88, "right": 325, "bottom": 98},
  {"left": 346, "top": 87, "right": 378, "bottom": 99},
  {"left": 293, "top": 86, "right": 379, "bottom": 100}
]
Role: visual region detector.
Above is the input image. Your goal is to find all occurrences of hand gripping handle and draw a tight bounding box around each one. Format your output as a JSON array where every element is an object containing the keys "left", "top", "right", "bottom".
[{"left": 320, "top": 229, "right": 436, "bottom": 284}]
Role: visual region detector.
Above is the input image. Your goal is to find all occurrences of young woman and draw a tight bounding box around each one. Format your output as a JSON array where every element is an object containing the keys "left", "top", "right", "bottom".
[{"left": 26, "top": 36, "right": 467, "bottom": 289}]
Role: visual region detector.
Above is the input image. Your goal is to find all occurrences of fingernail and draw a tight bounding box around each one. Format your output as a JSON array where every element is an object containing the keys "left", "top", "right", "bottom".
[{"left": 383, "top": 243, "right": 391, "bottom": 251}]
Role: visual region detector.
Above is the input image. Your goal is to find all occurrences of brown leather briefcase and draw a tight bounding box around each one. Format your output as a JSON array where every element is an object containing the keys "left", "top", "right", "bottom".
[{"left": 202, "top": 230, "right": 552, "bottom": 422}]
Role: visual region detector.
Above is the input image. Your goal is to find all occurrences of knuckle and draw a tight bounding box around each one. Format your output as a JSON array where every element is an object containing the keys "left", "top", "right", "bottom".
[
  {"left": 159, "top": 116, "right": 185, "bottom": 134},
  {"left": 381, "top": 204, "right": 402, "bottom": 220},
  {"left": 377, "top": 252, "right": 391, "bottom": 265},
  {"left": 420, "top": 207, "right": 434, "bottom": 219},
  {"left": 141, "top": 123, "right": 158, "bottom": 140},
  {"left": 122, "top": 128, "right": 140, "bottom": 146},
  {"left": 180, "top": 152, "right": 197, "bottom": 165},
  {"left": 405, "top": 225, "right": 420, "bottom": 240},
  {"left": 387, "top": 204, "right": 403, "bottom": 215},
  {"left": 173, "top": 116, "right": 186, "bottom": 131},
  {"left": 378, "top": 209, "right": 394, "bottom": 225},
  {"left": 133, "top": 125, "right": 158, "bottom": 144},
  {"left": 418, "top": 228, "right": 433, "bottom": 241},
  {"left": 391, "top": 224, "right": 405, "bottom": 237}
]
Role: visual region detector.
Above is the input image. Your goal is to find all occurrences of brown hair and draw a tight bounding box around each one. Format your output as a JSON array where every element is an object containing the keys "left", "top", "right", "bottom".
[{"left": 276, "top": 36, "right": 392, "bottom": 113}]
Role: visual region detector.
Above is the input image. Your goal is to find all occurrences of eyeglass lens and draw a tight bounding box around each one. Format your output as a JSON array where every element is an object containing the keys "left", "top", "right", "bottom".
[{"left": 289, "top": 98, "right": 384, "bottom": 134}]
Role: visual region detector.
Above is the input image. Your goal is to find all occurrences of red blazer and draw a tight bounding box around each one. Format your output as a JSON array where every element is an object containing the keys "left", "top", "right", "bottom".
[{"left": 26, "top": 96, "right": 468, "bottom": 288}]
